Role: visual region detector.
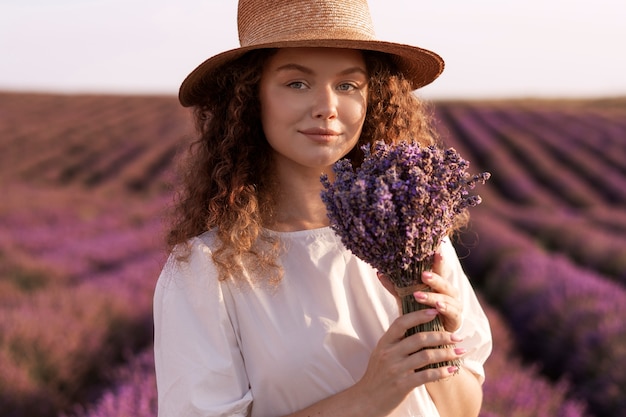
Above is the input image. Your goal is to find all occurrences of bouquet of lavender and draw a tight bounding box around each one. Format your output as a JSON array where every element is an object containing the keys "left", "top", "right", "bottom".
[{"left": 320, "top": 140, "right": 489, "bottom": 370}]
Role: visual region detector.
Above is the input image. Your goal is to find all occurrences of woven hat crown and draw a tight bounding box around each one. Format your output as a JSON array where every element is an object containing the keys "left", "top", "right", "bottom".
[
  {"left": 238, "top": 0, "right": 376, "bottom": 46},
  {"left": 178, "top": 0, "right": 444, "bottom": 107}
]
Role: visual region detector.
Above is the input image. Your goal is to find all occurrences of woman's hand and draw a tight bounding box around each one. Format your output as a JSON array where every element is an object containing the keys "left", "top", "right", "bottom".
[
  {"left": 378, "top": 252, "right": 463, "bottom": 332},
  {"left": 290, "top": 251, "right": 471, "bottom": 417},
  {"left": 353, "top": 306, "right": 465, "bottom": 416},
  {"left": 415, "top": 252, "right": 463, "bottom": 332}
]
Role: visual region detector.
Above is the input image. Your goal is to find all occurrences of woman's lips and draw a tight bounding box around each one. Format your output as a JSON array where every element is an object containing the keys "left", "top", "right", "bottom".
[{"left": 299, "top": 128, "right": 342, "bottom": 142}]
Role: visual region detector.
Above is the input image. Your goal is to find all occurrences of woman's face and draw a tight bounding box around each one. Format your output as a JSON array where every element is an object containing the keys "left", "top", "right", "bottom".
[{"left": 259, "top": 47, "right": 368, "bottom": 178}]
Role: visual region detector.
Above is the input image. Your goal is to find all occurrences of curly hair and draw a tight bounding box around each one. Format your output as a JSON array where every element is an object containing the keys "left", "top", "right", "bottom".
[{"left": 167, "top": 49, "right": 460, "bottom": 282}]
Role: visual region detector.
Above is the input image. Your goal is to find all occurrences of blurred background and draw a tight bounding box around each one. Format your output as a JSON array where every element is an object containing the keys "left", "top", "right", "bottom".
[
  {"left": 1, "top": 0, "right": 626, "bottom": 99},
  {"left": 1, "top": 1, "right": 625, "bottom": 417}
]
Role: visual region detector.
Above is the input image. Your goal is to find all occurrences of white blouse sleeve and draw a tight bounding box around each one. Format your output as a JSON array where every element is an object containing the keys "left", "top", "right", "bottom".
[
  {"left": 153, "top": 237, "right": 252, "bottom": 417},
  {"left": 439, "top": 237, "right": 492, "bottom": 384}
]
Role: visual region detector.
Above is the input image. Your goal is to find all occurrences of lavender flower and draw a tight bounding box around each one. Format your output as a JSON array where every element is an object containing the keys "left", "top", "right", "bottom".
[
  {"left": 321, "top": 141, "right": 489, "bottom": 370},
  {"left": 321, "top": 141, "right": 489, "bottom": 283}
]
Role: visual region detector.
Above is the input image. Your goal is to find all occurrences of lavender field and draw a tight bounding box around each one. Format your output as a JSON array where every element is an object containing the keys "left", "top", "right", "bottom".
[{"left": 1, "top": 91, "right": 625, "bottom": 417}]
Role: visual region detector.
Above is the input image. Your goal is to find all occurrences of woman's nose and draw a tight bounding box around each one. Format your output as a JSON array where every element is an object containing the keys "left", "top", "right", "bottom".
[{"left": 311, "top": 86, "right": 338, "bottom": 119}]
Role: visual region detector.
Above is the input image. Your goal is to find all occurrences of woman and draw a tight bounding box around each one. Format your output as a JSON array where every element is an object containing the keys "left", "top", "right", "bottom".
[{"left": 154, "top": 1, "right": 492, "bottom": 416}]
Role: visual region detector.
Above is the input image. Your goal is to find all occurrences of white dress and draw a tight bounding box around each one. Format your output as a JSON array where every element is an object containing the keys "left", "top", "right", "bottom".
[{"left": 153, "top": 227, "right": 492, "bottom": 417}]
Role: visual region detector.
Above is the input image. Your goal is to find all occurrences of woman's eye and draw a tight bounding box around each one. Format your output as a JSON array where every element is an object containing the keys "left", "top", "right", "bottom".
[
  {"left": 337, "top": 83, "right": 358, "bottom": 91},
  {"left": 287, "top": 81, "right": 307, "bottom": 89}
]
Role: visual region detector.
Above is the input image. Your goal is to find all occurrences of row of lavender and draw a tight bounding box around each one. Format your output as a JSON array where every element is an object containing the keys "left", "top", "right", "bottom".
[
  {"left": 2, "top": 93, "right": 624, "bottom": 416},
  {"left": 489, "top": 103, "right": 626, "bottom": 280},
  {"left": 0, "top": 93, "right": 190, "bottom": 416},
  {"left": 67, "top": 303, "right": 590, "bottom": 417},
  {"left": 0, "top": 93, "right": 187, "bottom": 194},
  {"left": 438, "top": 102, "right": 626, "bottom": 283},
  {"left": 437, "top": 100, "right": 626, "bottom": 417},
  {"left": 437, "top": 102, "right": 626, "bottom": 208},
  {"left": 59, "top": 96, "right": 626, "bottom": 417},
  {"left": 460, "top": 209, "right": 626, "bottom": 417},
  {"left": 0, "top": 183, "right": 169, "bottom": 416}
]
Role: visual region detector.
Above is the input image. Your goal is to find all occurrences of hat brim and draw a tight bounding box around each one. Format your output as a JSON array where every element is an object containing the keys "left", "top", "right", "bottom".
[{"left": 179, "top": 39, "right": 444, "bottom": 107}]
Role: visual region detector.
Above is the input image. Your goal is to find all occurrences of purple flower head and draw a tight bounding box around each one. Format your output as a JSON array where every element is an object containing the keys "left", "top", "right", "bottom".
[{"left": 321, "top": 141, "right": 490, "bottom": 283}]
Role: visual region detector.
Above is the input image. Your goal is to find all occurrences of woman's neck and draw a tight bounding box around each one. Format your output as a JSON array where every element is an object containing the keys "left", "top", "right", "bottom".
[{"left": 267, "top": 168, "right": 331, "bottom": 232}]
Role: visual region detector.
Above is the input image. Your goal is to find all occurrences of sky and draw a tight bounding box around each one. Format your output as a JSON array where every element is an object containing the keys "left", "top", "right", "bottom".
[{"left": 1, "top": 0, "right": 625, "bottom": 100}]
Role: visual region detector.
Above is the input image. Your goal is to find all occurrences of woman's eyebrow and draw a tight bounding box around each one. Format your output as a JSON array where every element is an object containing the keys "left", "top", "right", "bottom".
[
  {"left": 338, "top": 67, "right": 367, "bottom": 76},
  {"left": 275, "top": 63, "right": 314, "bottom": 74},
  {"left": 274, "top": 63, "right": 367, "bottom": 77}
]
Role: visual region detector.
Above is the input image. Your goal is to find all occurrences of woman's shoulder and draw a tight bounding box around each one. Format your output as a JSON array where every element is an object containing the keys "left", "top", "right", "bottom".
[
  {"left": 195, "top": 228, "right": 220, "bottom": 250},
  {"left": 158, "top": 229, "right": 220, "bottom": 288},
  {"left": 169, "top": 228, "right": 219, "bottom": 257}
]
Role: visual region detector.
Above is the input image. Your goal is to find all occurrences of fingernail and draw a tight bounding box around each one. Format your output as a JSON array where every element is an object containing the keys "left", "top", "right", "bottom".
[
  {"left": 447, "top": 366, "right": 459, "bottom": 374},
  {"left": 424, "top": 308, "right": 438, "bottom": 316},
  {"left": 436, "top": 301, "right": 446, "bottom": 311},
  {"left": 454, "top": 347, "right": 467, "bottom": 355},
  {"left": 422, "top": 271, "right": 432, "bottom": 280},
  {"left": 414, "top": 292, "right": 427, "bottom": 301},
  {"left": 451, "top": 333, "right": 463, "bottom": 342}
]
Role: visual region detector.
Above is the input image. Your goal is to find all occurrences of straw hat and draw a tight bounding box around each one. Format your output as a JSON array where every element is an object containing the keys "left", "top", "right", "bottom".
[{"left": 179, "top": 0, "right": 444, "bottom": 107}]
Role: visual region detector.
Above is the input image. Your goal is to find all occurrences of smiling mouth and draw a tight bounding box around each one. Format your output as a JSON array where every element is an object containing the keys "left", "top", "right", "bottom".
[{"left": 299, "top": 128, "right": 342, "bottom": 141}]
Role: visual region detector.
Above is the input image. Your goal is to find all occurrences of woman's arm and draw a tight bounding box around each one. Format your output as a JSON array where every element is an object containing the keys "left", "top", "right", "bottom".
[
  {"left": 415, "top": 248, "right": 488, "bottom": 417},
  {"left": 426, "top": 367, "right": 483, "bottom": 417},
  {"left": 282, "top": 308, "right": 465, "bottom": 417},
  {"left": 374, "top": 244, "right": 490, "bottom": 417}
]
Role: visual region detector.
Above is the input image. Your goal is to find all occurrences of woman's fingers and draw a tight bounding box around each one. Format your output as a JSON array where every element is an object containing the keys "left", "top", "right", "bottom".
[
  {"left": 423, "top": 255, "right": 459, "bottom": 299},
  {"left": 385, "top": 309, "right": 461, "bottom": 350},
  {"left": 413, "top": 289, "right": 463, "bottom": 330},
  {"left": 382, "top": 308, "right": 439, "bottom": 343},
  {"left": 357, "top": 309, "right": 465, "bottom": 412},
  {"left": 396, "top": 327, "right": 462, "bottom": 357},
  {"left": 405, "top": 343, "right": 465, "bottom": 373},
  {"left": 416, "top": 268, "right": 463, "bottom": 332},
  {"left": 378, "top": 250, "right": 464, "bottom": 332}
]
